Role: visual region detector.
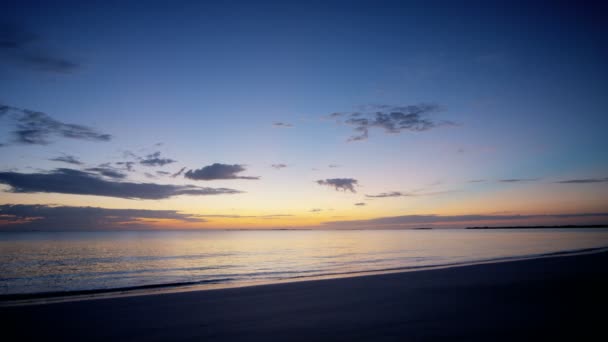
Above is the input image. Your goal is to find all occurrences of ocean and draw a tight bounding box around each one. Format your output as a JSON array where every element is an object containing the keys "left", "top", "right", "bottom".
[{"left": 2, "top": 228, "right": 608, "bottom": 297}]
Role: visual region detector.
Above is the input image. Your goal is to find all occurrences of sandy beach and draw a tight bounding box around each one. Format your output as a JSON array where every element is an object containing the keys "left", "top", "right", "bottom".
[{"left": 2, "top": 251, "right": 606, "bottom": 341}]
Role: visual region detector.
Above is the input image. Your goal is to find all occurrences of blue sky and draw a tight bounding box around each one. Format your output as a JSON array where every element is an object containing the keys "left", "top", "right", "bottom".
[{"left": 1, "top": 1, "right": 607, "bottom": 230}]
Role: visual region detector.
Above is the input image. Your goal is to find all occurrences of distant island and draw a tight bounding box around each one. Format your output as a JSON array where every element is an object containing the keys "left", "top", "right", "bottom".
[{"left": 467, "top": 225, "right": 608, "bottom": 229}]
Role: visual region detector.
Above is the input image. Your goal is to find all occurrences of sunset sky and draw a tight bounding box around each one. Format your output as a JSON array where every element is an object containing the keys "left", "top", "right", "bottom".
[{"left": 1, "top": 1, "right": 607, "bottom": 230}]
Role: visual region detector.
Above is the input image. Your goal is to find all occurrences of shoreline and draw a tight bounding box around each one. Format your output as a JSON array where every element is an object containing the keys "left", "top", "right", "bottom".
[
  {"left": 2, "top": 249, "right": 607, "bottom": 341},
  {"left": 3, "top": 245, "right": 607, "bottom": 307}
]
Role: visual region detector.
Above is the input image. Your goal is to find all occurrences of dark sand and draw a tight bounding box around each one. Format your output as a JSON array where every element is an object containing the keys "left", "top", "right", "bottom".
[{"left": 2, "top": 252, "right": 607, "bottom": 341}]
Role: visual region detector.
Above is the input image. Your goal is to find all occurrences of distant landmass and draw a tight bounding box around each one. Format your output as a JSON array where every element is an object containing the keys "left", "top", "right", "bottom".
[{"left": 467, "top": 225, "right": 608, "bottom": 229}]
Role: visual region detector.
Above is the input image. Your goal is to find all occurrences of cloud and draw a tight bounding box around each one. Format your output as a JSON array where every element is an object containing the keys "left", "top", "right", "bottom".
[
  {"left": 172, "top": 167, "right": 186, "bottom": 178},
  {"left": 498, "top": 178, "right": 539, "bottom": 183},
  {"left": 354, "top": 202, "right": 366, "bottom": 206},
  {"left": 272, "top": 122, "right": 293, "bottom": 128},
  {"left": 185, "top": 163, "right": 259, "bottom": 180},
  {"left": 140, "top": 151, "right": 176, "bottom": 167},
  {"left": 0, "top": 104, "right": 111, "bottom": 145},
  {"left": 556, "top": 178, "right": 608, "bottom": 184},
  {"left": 271, "top": 164, "right": 287, "bottom": 170},
  {"left": 329, "top": 104, "right": 453, "bottom": 141},
  {"left": 328, "top": 164, "right": 341, "bottom": 168},
  {"left": 366, "top": 191, "right": 409, "bottom": 198},
  {"left": 0, "top": 168, "right": 242, "bottom": 199},
  {"left": 115, "top": 161, "right": 135, "bottom": 172},
  {"left": 365, "top": 190, "right": 454, "bottom": 198},
  {"left": 156, "top": 171, "right": 171, "bottom": 176},
  {"left": 316, "top": 178, "right": 358, "bottom": 192},
  {"left": 468, "top": 179, "right": 486, "bottom": 183},
  {"left": 0, "top": 24, "right": 79, "bottom": 73},
  {"left": 323, "top": 213, "right": 608, "bottom": 229},
  {"left": 196, "top": 214, "right": 293, "bottom": 219},
  {"left": 0, "top": 204, "right": 207, "bottom": 231},
  {"left": 49, "top": 154, "right": 83, "bottom": 165},
  {"left": 310, "top": 208, "right": 322, "bottom": 212},
  {"left": 85, "top": 166, "right": 127, "bottom": 179}
]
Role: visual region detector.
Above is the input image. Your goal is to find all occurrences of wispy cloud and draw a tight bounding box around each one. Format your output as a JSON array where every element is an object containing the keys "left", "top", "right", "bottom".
[
  {"left": 556, "top": 178, "right": 608, "bottom": 184},
  {"left": 498, "top": 178, "right": 539, "bottom": 183},
  {"left": 0, "top": 24, "right": 79, "bottom": 73},
  {"left": 329, "top": 104, "right": 453, "bottom": 141},
  {"left": 354, "top": 202, "right": 366, "bottom": 206},
  {"left": 139, "top": 151, "right": 176, "bottom": 167},
  {"left": 365, "top": 190, "right": 454, "bottom": 198},
  {"left": 85, "top": 166, "right": 127, "bottom": 179},
  {"left": 272, "top": 122, "right": 293, "bottom": 128},
  {"left": 317, "top": 178, "right": 358, "bottom": 192},
  {"left": 172, "top": 167, "right": 186, "bottom": 178},
  {"left": 328, "top": 164, "right": 341, "bottom": 168},
  {"left": 271, "top": 164, "right": 288, "bottom": 170},
  {"left": 0, "top": 168, "right": 242, "bottom": 199},
  {"left": 0, "top": 204, "right": 206, "bottom": 231},
  {"left": 185, "top": 163, "right": 259, "bottom": 180},
  {"left": 0, "top": 104, "right": 110, "bottom": 145},
  {"left": 49, "top": 154, "right": 83, "bottom": 165},
  {"left": 324, "top": 213, "right": 608, "bottom": 229}
]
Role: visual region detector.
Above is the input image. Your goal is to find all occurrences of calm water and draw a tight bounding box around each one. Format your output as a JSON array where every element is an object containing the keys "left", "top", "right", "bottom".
[{"left": 2, "top": 229, "right": 608, "bottom": 296}]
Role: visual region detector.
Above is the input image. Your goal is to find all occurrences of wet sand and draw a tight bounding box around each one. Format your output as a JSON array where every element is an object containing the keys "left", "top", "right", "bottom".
[{"left": 2, "top": 251, "right": 607, "bottom": 341}]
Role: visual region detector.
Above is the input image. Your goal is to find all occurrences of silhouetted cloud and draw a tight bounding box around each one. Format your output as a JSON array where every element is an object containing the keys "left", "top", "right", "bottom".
[
  {"left": 271, "top": 164, "right": 287, "bottom": 170},
  {"left": 316, "top": 178, "right": 358, "bottom": 192},
  {"left": 556, "top": 178, "right": 608, "bottom": 184},
  {"left": 197, "top": 214, "right": 293, "bottom": 219},
  {"left": 0, "top": 24, "right": 79, "bottom": 73},
  {"left": 365, "top": 190, "right": 454, "bottom": 198},
  {"left": 323, "top": 213, "right": 608, "bottom": 229},
  {"left": 172, "top": 167, "right": 186, "bottom": 178},
  {"left": 498, "top": 178, "right": 539, "bottom": 183},
  {"left": 0, "top": 104, "right": 111, "bottom": 145},
  {"left": 0, "top": 204, "right": 206, "bottom": 231},
  {"left": 354, "top": 202, "right": 366, "bottom": 206},
  {"left": 140, "top": 151, "right": 176, "bottom": 167},
  {"left": 272, "top": 122, "right": 293, "bottom": 128},
  {"left": 185, "top": 163, "right": 259, "bottom": 180},
  {"left": 49, "top": 154, "right": 83, "bottom": 165},
  {"left": 329, "top": 104, "right": 453, "bottom": 141},
  {"left": 0, "top": 168, "right": 242, "bottom": 199}
]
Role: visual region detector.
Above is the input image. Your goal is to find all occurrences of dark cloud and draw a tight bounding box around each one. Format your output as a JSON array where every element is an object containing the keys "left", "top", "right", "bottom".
[
  {"left": 556, "top": 178, "right": 608, "bottom": 184},
  {"left": 316, "top": 178, "right": 358, "bottom": 192},
  {"left": 140, "top": 151, "right": 176, "bottom": 167},
  {"left": 0, "top": 104, "right": 111, "bottom": 145},
  {"left": 49, "top": 154, "right": 83, "bottom": 165},
  {"left": 329, "top": 104, "right": 453, "bottom": 141},
  {"left": 272, "top": 122, "right": 293, "bottom": 128},
  {"left": 324, "top": 213, "right": 608, "bottom": 229},
  {"left": 498, "top": 178, "right": 539, "bottom": 183},
  {"left": 197, "top": 214, "right": 293, "bottom": 219},
  {"left": 354, "top": 202, "right": 366, "bottom": 206},
  {"left": 0, "top": 204, "right": 206, "bottom": 231},
  {"left": 85, "top": 166, "right": 127, "bottom": 179},
  {"left": 172, "top": 167, "right": 186, "bottom": 178},
  {"left": 156, "top": 171, "right": 171, "bottom": 176},
  {"left": 468, "top": 179, "right": 486, "bottom": 183},
  {"left": 0, "top": 168, "right": 242, "bottom": 200},
  {"left": 271, "top": 164, "right": 287, "bottom": 170},
  {"left": 0, "top": 24, "right": 79, "bottom": 73},
  {"left": 185, "top": 163, "right": 259, "bottom": 180}
]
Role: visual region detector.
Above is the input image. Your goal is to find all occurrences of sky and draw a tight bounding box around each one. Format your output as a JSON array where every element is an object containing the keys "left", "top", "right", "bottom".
[{"left": 1, "top": 0, "right": 607, "bottom": 230}]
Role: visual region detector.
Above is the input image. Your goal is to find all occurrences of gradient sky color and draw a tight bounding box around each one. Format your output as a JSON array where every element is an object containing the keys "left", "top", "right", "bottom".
[{"left": 1, "top": 1, "right": 607, "bottom": 230}]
